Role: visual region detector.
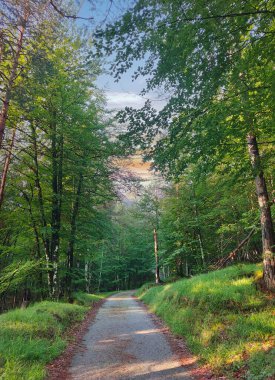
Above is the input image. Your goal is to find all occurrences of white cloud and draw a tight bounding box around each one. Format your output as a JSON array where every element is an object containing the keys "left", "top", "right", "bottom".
[
  {"left": 106, "top": 91, "right": 146, "bottom": 110},
  {"left": 106, "top": 91, "right": 167, "bottom": 111}
]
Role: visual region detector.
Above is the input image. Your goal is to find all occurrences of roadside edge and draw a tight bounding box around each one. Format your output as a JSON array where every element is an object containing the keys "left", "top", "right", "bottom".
[{"left": 46, "top": 297, "right": 109, "bottom": 380}]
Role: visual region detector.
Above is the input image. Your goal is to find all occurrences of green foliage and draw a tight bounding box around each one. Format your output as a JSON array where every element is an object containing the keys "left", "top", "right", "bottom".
[
  {"left": 157, "top": 170, "right": 262, "bottom": 276},
  {"left": 0, "top": 8, "right": 115, "bottom": 303},
  {"left": 138, "top": 264, "right": 275, "bottom": 379},
  {"left": 135, "top": 282, "right": 157, "bottom": 297},
  {"left": 95, "top": 0, "right": 275, "bottom": 288},
  {"left": 0, "top": 301, "right": 86, "bottom": 379},
  {"left": 0, "top": 292, "right": 111, "bottom": 379},
  {"left": 99, "top": 0, "right": 274, "bottom": 177},
  {"left": 0, "top": 260, "right": 44, "bottom": 294},
  {"left": 1, "top": 7, "right": 274, "bottom": 380},
  {"left": 91, "top": 203, "right": 155, "bottom": 292}
]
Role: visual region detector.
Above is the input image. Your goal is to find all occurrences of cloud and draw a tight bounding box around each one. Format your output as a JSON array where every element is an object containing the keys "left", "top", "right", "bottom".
[
  {"left": 106, "top": 91, "right": 167, "bottom": 111},
  {"left": 106, "top": 91, "right": 146, "bottom": 110}
]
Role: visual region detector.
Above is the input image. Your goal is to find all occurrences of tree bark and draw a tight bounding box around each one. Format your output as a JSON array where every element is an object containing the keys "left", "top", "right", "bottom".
[
  {"left": 85, "top": 261, "right": 92, "bottom": 293},
  {"left": 50, "top": 113, "right": 63, "bottom": 299},
  {"left": 98, "top": 246, "right": 104, "bottom": 292},
  {"left": 30, "top": 123, "right": 51, "bottom": 293},
  {"left": 66, "top": 173, "right": 83, "bottom": 298},
  {"left": 153, "top": 227, "right": 161, "bottom": 283},
  {"left": 191, "top": 184, "right": 205, "bottom": 266},
  {"left": 247, "top": 133, "right": 275, "bottom": 290},
  {"left": 0, "top": 10, "right": 29, "bottom": 148},
  {"left": 0, "top": 128, "right": 16, "bottom": 208},
  {"left": 21, "top": 188, "right": 41, "bottom": 258}
]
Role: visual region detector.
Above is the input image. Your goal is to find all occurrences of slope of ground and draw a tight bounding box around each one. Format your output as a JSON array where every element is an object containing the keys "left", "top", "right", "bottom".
[
  {"left": 0, "top": 293, "right": 110, "bottom": 380},
  {"left": 137, "top": 264, "right": 275, "bottom": 380}
]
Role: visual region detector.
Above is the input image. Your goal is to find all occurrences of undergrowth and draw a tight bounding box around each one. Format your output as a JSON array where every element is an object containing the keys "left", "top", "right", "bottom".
[
  {"left": 137, "top": 264, "right": 275, "bottom": 380},
  {"left": 0, "top": 293, "right": 110, "bottom": 380},
  {"left": 72, "top": 291, "right": 113, "bottom": 306}
]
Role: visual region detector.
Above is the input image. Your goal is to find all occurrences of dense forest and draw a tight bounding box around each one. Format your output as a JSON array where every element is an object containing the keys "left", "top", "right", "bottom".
[{"left": 0, "top": 0, "right": 274, "bottom": 313}]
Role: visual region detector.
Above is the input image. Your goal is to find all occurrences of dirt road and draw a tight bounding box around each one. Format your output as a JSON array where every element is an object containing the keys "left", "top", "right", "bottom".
[{"left": 69, "top": 291, "right": 193, "bottom": 379}]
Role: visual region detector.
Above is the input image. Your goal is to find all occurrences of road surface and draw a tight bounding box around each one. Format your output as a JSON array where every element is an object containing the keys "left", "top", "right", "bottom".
[{"left": 69, "top": 291, "right": 193, "bottom": 379}]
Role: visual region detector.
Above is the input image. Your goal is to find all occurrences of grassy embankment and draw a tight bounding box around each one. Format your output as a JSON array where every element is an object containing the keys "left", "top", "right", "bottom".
[
  {"left": 137, "top": 264, "right": 275, "bottom": 380},
  {"left": 0, "top": 292, "right": 112, "bottom": 380}
]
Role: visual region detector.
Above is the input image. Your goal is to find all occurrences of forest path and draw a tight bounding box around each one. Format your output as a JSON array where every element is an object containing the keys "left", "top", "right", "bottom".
[{"left": 69, "top": 291, "right": 193, "bottom": 379}]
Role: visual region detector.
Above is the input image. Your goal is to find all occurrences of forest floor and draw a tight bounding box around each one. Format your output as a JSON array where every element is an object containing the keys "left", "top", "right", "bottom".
[{"left": 66, "top": 291, "right": 211, "bottom": 380}]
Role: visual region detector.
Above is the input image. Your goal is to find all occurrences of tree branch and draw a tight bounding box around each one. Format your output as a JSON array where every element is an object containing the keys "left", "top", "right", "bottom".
[
  {"left": 216, "top": 228, "right": 256, "bottom": 269},
  {"left": 49, "top": 0, "right": 93, "bottom": 20}
]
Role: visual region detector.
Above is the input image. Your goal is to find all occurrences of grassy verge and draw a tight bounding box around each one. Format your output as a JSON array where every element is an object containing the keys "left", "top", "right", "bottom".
[
  {"left": 72, "top": 291, "right": 114, "bottom": 306},
  {"left": 0, "top": 292, "right": 111, "bottom": 380},
  {"left": 137, "top": 264, "right": 275, "bottom": 380}
]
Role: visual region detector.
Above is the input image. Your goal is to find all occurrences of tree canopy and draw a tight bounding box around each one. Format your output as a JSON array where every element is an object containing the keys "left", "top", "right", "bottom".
[
  {"left": 95, "top": 0, "right": 275, "bottom": 289},
  {"left": 0, "top": 0, "right": 274, "bottom": 309}
]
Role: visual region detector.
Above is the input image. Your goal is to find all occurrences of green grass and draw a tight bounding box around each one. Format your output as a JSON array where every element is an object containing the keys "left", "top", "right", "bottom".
[
  {"left": 136, "top": 282, "right": 157, "bottom": 295},
  {"left": 0, "top": 293, "right": 111, "bottom": 380},
  {"left": 137, "top": 264, "right": 275, "bottom": 380},
  {"left": 72, "top": 291, "right": 114, "bottom": 306}
]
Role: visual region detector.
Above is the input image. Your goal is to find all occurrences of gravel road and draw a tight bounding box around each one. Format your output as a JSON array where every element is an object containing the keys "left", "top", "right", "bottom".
[{"left": 69, "top": 291, "right": 193, "bottom": 379}]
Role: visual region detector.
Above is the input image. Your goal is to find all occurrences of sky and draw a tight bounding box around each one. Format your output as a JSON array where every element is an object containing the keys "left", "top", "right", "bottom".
[
  {"left": 75, "top": 0, "right": 165, "bottom": 198},
  {"left": 75, "top": 0, "right": 167, "bottom": 112}
]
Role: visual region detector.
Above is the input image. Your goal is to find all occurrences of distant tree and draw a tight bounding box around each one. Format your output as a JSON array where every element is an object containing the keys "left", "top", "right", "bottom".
[{"left": 137, "top": 187, "right": 163, "bottom": 284}]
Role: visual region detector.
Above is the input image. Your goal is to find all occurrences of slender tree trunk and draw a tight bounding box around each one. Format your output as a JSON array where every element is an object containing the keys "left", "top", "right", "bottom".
[
  {"left": 198, "top": 232, "right": 205, "bottom": 265},
  {"left": 0, "top": 30, "right": 4, "bottom": 63},
  {"left": 194, "top": 206, "right": 205, "bottom": 266},
  {"left": 85, "top": 261, "right": 91, "bottom": 293},
  {"left": 0, "top": 12, "right": 28, "bottom": 147},
  {"left": 50, "top": 113, "right": 63, "bottom": 299},
  {"left": 247, "top": 133, "right": 275, "bottom": 290},
  {"left": 98, "top": 246, "right": 104, "bottom": 292},
  {"left": 85, "top": 262, "right": 89, "bottom": 292},
  {"left": 30, "top": 124, "right": 52, "bottom": 293},
  {"left": 22, "top": 189, "right": 41, "bottom": 257},
  {"left": 185, "top": 259, "right": 189, "bottom": 277},
  {"left": 192, "top": 184, "right": 205, "bottom": 266},
  {"left": 66, "top": 174, "right": 83, "bottom": 298},
  {"left": 153, "top": 227, "right": 161, "bottom": 283},
  {"left": 0, "top": 128, "right": 16, "bottom": 208}
]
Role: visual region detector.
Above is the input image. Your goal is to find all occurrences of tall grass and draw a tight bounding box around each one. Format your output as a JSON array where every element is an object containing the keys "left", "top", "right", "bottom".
[
  {"left": 72, "top": 291, "right": 114, "bottom": 306},
  {"left": 0, "top": 292, "right": 111, "bottom": 379},
  {"left": 137, "top": 264, "right": 275, "bottom": 380}
]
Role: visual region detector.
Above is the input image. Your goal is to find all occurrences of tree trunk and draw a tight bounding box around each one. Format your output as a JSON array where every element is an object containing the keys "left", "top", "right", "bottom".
[
  {"left": 31, "top": 124, "right": 51, "bottom": 294},
  {"left": 50, "top": 113, "right": 63, "bottom": 299},
  {"left": 21, "top": 188, "right": 41, "bottom": 258},
  {"left": 247, "top": 133, "right": 275, "bottom": 290},
  {"left": 0, "top": 128, "right": 16, "bottom": 207},
  {"left": 0, "top": 30, "right": 4, "bottom": 63},
  {"left": 185, "top": 259, "right": 189, "bottom": 277},
  {"left": 66, "top": 174, "right": 83, "bottom": 298},
  {"left": 153, "top": 228, "right": 161, "bottom": 283},
  {"left": 85, "top": 261, "right": 91, "bottom": 293},
  {"left": 0, "top": 12, "right": 28, "bottom": 148},
  {"left": 98, "top": 247, "right": 104, "bottom": 292},
  {"left": 192, "top": 184, "right": 205, "bottom": 266}
]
